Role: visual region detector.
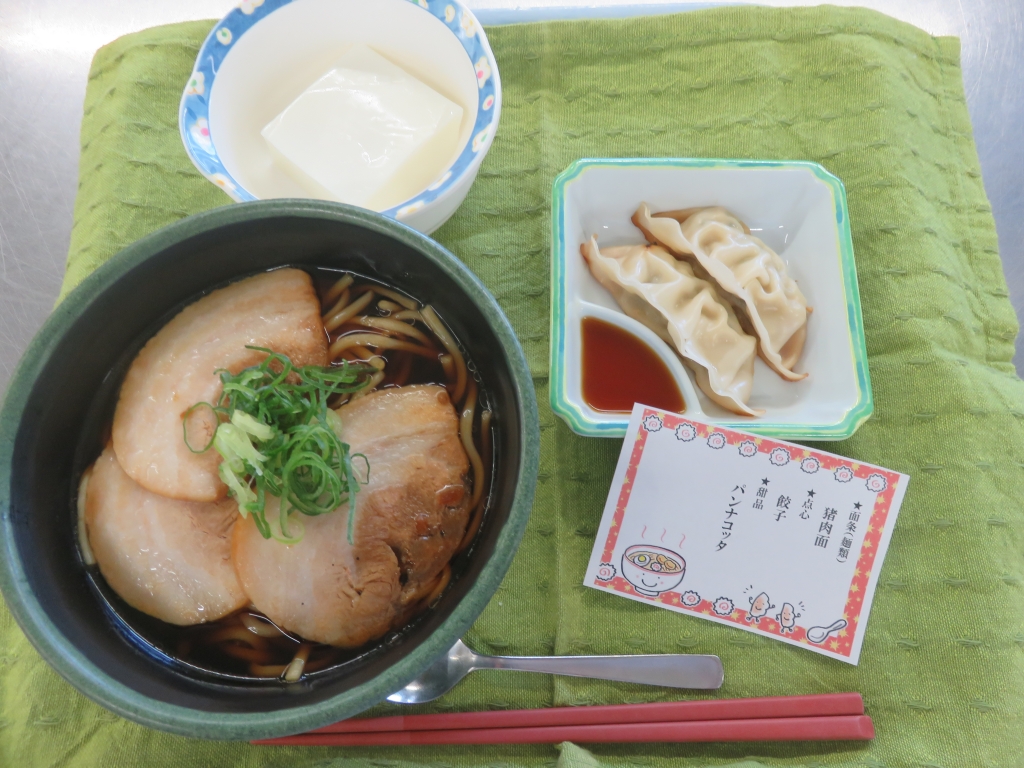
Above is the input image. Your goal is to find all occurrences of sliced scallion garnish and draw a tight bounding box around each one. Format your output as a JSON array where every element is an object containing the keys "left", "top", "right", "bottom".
[{"left": 184, "top": 346, "right": 374, "bottom": 544}]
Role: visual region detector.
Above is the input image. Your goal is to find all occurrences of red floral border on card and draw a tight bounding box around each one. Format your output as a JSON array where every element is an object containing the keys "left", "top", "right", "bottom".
[{"left": 594, "top": 409, "right": 903, "bottom": 658}]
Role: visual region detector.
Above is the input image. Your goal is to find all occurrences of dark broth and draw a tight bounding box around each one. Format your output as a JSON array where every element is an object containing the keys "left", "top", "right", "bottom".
[
  {"left": 581, "top": 316, "right": 685, "bottom": 413},
  {"left": 77, "top": 268, "right": 493, "bottom": 683}
]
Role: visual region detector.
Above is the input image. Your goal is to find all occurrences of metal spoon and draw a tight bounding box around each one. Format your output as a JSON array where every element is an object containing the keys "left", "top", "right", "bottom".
[{"left": 387, "top": 639, "right": 724, "bottom": 704}]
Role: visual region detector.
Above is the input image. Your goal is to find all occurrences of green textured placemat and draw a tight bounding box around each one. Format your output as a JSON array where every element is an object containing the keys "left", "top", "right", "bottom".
[{"left": 5, "top": 4, "right": 1023, "bottom": 767}]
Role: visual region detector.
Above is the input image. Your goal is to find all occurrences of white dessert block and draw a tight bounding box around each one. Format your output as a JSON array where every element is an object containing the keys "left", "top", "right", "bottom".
[{"left": 261, "top": 44, "right": 464, "bottom": 211}]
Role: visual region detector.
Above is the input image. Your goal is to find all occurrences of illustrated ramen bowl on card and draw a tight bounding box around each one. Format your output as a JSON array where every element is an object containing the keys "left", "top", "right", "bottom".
[
  {"left": 0, "top": 200, "right": 537, "bottom": 740},
  {"left": 550, "top": 157, "right": 873, "bottom": 441},
  {"left": 179, "top": 0, "right": 500, "bottom": 234},
  {"left": 621, "top": 545, "right": 686, "bottom": 597}
]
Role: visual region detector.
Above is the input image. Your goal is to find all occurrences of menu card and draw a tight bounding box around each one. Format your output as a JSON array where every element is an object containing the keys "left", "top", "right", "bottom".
[{"left": 584, "top": 405, "right": 909, "bottom": 664}]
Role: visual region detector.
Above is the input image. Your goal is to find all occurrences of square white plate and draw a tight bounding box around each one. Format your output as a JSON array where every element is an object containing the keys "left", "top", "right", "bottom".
[{"left": 549, "top": 157, "right": 872, "bottom": 440}]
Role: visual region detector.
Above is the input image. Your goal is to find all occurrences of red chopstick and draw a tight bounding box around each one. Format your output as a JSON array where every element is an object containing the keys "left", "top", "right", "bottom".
[
  {"left": 254, "top": 715, "right": 874, "bottom": 746},
  {"left": 311, "top": 692, "right": 863, "bottom": 734}
]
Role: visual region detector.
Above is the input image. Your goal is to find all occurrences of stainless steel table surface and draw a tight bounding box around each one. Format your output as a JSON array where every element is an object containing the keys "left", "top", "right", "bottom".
[{"left": 1, "top": 0, "right": 1021, "bottom": 393}]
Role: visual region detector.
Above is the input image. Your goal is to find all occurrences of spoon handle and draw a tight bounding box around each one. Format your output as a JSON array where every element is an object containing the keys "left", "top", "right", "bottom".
[{"left": 473, "top": 652, "right": 724, "bottom": 690}]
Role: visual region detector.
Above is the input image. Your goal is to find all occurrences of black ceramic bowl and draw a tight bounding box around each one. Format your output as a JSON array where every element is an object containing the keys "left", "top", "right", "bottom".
[{"left": 0, "top": 200, "right": 538, "bottom": 739}]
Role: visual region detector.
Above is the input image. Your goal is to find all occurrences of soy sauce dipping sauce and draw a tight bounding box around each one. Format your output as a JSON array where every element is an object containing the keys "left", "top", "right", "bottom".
[{"left": 581, "top": 316, "right": 685, "bottom": 414}]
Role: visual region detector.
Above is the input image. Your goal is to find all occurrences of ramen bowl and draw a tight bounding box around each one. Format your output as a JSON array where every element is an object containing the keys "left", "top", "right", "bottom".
[
  {"left": 180, "top": 0, "right": 501, "bottom": 234},
  {"left": 0, "top": 200, "right": 537, "bottom": 740},
  {"left": 621, "top": 545, "right": 686, "bottom": 597}
]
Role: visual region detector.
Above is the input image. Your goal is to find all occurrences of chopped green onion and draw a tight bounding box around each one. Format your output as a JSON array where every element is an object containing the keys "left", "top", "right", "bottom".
[
  {"left": 325, "top": 408, "right": 344, "bottom": 441},
  {"left": 219, "top": 462, "right": 257, "bottom": 515},
  {"left": 186, "top": 347, "right": 374, "bottom": 544},
  {"left": 215, "top": 422, "right": 268, "bottom": 475},
  {"left": 231, "top": 410, "right": 275, "bottom": 441},
  {"left": 182, "top": 402, "right": 222, "bottom": 454}
]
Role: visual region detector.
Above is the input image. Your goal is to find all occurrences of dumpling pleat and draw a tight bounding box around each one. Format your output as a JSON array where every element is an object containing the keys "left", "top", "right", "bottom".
[
  {"left": 581, "top": 238, "right": 762, "bottom": 417},
  {"left": 633, "top": 204, "right": 810, "bottom": 381}
]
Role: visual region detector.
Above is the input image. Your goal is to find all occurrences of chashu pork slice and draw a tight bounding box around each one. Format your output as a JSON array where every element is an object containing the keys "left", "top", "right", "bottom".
[
  {"left": 84, "top": 446, "right": 247, "bottom": 625},
  {"left": 112, "top": 268, "right": 328, "bottom": 502},
  {"left": 232, "top": 385, "right": 471, "bottom": 648}
]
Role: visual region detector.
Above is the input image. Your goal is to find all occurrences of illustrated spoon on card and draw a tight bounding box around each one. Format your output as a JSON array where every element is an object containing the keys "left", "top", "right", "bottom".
[
  {"left": 807, "top": 620, "right": 848, "bottom": 644},
  {"left": 387, "top": 639, "right": 724, "bottom": 704}
]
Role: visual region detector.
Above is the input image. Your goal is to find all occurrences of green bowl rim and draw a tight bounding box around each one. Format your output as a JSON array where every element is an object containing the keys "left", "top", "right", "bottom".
[
  {"left": 0, "top": 199, "right": 539, "bottom": 740},
  {"left": 549, "top": 156, "right": 873, "bottom": 440}
]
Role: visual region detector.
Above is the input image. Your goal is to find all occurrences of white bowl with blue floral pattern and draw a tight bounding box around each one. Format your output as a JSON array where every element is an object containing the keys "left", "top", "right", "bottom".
[{"left": 179, "top": 0, "right": 500, "bottom": 234}]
